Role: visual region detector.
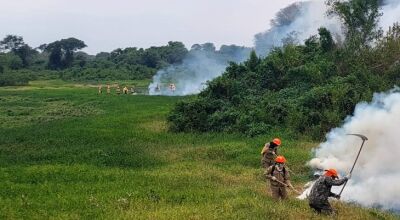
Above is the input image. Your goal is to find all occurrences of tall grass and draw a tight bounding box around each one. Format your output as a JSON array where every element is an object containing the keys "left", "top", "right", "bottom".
[{"left": 0, "top": 81, "right": 397, "bottom": 219}]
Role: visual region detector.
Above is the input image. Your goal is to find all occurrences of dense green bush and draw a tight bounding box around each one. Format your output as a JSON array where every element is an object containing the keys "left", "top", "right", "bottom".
[
  {"left": 0, "top": 71, "right": 32, "bottom": 86},
  {"left": 168, "top": 22, "right": 400, "bottom": 139},
  {"left": 60, "top": 65, "right": 155, "bottom": 81}
]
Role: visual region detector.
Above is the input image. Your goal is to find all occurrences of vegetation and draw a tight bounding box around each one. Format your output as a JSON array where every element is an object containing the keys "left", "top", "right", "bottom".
[
  {"left": 0, "top": 37, "right": 190, "bottom": 85},
  {"left": 0, "top": 33, "right": 251, "bottom": 87},
  {"left": 1, "top": 0, "right": 399, "bottom": 218},
  {"left": 168, "top": 0, "right": 400, "bottom": 139},
  {"left": 0, "top": 81, "right": 397, "bottom": 219}
]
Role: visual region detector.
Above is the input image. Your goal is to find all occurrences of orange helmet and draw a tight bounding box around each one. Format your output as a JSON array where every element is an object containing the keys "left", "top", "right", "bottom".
[
  {"left": 275, "top": 156, "right": 286, "bottom": 163},
  {"left": 324, "top": 169, "right": 338, "bottom": 178},
  {"left": 272, "top": 138, "right": 281, "bottom": 146}
]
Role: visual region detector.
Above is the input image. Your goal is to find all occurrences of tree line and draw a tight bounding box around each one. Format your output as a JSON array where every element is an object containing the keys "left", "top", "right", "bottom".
[
  {"left": 0, "top": 36, "right": 192, "bottom": 85},
  {"left": 0, "top": 35, "right": 252, "bottom": 86}
]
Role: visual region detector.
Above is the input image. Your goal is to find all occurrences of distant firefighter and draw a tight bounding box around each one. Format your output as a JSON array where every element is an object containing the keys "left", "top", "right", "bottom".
[
  {"left": 106, "top": 85, "right": 111, "bottom": 94},
  {"left": 116, "top": 85, "right": 121, "bottom": 95},
  {"left": 98, "top": 85, "right": 102, "bottom": 94},
  {"left": 123, "top": 86, "right": 129, "bottom": 94},
  {"left": 169, "top": 83, "right": 176, "bottom": 92}
]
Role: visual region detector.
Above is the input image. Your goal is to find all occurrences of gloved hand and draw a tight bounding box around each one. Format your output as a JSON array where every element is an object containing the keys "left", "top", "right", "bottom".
[
  {"left": 271, "top": 176, "right": 277, "bottom": 181},
  {"left": 345, "top": 173, "right": 352, "bottom": 180},
  {"left": 334, "top": 194, "right": 341, "bottom": 200}
]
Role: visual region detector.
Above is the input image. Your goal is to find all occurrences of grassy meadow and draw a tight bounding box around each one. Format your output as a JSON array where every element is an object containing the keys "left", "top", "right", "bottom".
[{"left": 0, "top": 80, "right": 397, "bottom": 219}]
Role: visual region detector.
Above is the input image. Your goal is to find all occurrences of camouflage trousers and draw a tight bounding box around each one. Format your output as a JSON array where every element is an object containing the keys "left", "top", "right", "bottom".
[
  {"left": 309, "top": 202, "right": 334, "bottom": 215},
  {"left": 270, "top": 185, "right": 288, "bottom": 200}
]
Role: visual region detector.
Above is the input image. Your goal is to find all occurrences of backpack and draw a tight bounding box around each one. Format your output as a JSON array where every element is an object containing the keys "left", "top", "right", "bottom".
[{"left": 271, "top": 164, "right": 287, "bottom": 177}]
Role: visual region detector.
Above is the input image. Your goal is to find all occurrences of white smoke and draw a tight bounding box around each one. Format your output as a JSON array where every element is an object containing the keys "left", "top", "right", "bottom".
[
  {"left": 256, "top": 0, "right": 400, "bottom": 55},
  {"left": 255, "top": 1, "right": 342, "bottom": 55},
  {"left": 302, "top": 88, "right": 400, "bottom": 211},
  {"left": 148, "top": 51, "right": 230, "bottom": 96},
  {"left": 381, "top": 0, "right": 400, "bottom": 31}
]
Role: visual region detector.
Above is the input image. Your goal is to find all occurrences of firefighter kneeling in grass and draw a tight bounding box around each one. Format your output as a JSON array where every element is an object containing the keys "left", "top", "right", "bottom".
[
  {"left": 308, "top": 168, "right": 350, "bottom": 215},
  {"left": 265, "top": 156, "right": 292, "bottom": 200}
]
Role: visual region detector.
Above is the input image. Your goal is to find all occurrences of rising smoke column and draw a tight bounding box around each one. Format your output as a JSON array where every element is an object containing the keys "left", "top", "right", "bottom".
[
  {"left": 149, "top": 44, "right": 251, "bottom": 96},
  {"left": 254, "top": 1, "right": 342, "bottom": 56},
  {"left": 304, "top": 89, "right": 400, "bottom": 211},
  {"left": 149, "top": 49, "right": 232, "bottom": 96}
]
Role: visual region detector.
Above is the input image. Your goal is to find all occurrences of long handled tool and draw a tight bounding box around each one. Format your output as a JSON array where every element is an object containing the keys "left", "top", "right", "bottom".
[
  {"left": 338, "top": 133, "right": 368, "bottom": 197},
  {"left": 273, "top": 179, "right": 301, "bottom": 194}
]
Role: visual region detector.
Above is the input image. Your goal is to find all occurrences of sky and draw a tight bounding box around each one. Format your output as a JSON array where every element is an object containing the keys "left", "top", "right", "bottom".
[{"left": 0, "top": 0, "right": 299, "bottom": 54}]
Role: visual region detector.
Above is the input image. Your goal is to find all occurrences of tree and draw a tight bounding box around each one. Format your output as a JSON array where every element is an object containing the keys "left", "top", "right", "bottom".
[
  {"left": 281, "top": 31, "right": 300, "bottom": 45},
  {"left": 245, "top": 50, "right": 260, "bottom": 71},
  {"left": 95, "top": 52, "right": 110, "bottom": 60},
  {"left": 46, "top": 42, "right": 63, "bottom": 69},
  {"left": 164, "top": 41, "right": 188, "bottom": 64},
  {"left": 141, "top": 49, "right": 161, "bottom": 68},
  {"left": 318, "top": 27, "right": 335, "bottom": 52},
  {"left": 270, "top": 2, "right": 304, "bottom": 27},
  {"left": 0, "top": 35, "right": 37, "bottom": 67},
  {"left": 190, "top": 44, "right": 202, "bottom": 51},
  {"left": 61, "top": 38, "right": 86, "bottom": 67},
  {"left": 0, "top": 35, "right": 24, "bottom": 52},
  {"left": 14, "top": 45, "right": 37, "bottom": 67},
  {"left": 36, "top": 44, "right": 48, "bottom": 52},
  {"left": 45, "top": 37, "right": 86, "bottom": 69},
  {"left": 327, "top": 0, "right": 383, "bottom": 50},
  {"left": 201, "top": 43, "right": 216, "bottom": 52}
]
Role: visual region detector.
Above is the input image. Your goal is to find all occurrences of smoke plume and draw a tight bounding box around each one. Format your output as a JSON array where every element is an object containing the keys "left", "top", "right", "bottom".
[
  {"left": 148, "top": 44, "right": 251, "bottom": 96},
  {"left": 254, "top": 1, "right": 342, "bottom": 56},
  {"left": 301, "top": 89, "right": 400, "bottom": 211}
]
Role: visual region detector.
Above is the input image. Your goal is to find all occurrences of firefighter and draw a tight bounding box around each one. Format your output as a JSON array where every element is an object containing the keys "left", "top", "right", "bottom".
[
  {"left": 265, "top": 156, "right": 292, "bottom": 200},
  {"left": 308, "top": 169, "right": 350, "bottom": 215},
  {"left": 123, "top": 86, "right": 128, "bottom": 94},
  {"left": 261, "top": 138, "right": 282, "bottom": 168},
  {"left": 106, "top": 85, "right": 111, "bottom": 94},
  {"left": 116, "top": 85, "right": 121, "bottom": 95}
]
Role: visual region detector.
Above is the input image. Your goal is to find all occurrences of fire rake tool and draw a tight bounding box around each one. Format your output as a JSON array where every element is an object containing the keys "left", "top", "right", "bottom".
[
  {"left": 273, "top": 179, "right": 301, "bottom": 194},
  {"left": 338, "top": 133, "right": 368, "bottom": 197}
]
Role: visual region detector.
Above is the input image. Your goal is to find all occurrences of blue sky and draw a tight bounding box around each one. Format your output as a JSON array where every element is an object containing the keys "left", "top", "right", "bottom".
[{"left": 0, "top": 0, "right": 298, "bottom": 54}]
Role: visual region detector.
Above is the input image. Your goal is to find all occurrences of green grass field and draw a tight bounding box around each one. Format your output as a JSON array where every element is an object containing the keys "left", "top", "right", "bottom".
[{"left": 0, "top": 81, "right": 397, "bottom": 219}]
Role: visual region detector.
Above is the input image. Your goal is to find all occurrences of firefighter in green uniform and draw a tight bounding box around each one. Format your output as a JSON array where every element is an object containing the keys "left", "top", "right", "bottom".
[{"left": 308, "top": 168, "right": 350, "bottom": 215}]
